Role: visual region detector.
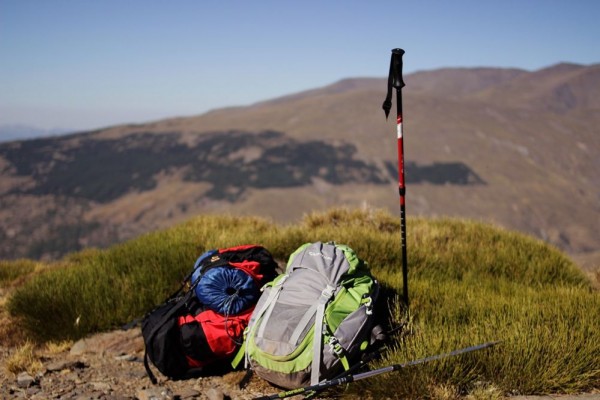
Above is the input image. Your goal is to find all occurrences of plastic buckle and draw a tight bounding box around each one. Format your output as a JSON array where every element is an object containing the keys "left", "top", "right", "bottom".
[
  {"left": 328, "top": 337, "right": 344, "bottom": 356},
  {"left": 362, "top": 295, "right": 373, "bottom": 315},
  {"left": 322, "top": 285, "right": 335, "bottom": 300}
]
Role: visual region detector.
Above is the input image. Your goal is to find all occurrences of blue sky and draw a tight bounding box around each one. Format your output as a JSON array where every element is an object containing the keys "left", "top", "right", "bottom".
[{"left": 1, "top": 0, "right": 599, "bottom": 132}]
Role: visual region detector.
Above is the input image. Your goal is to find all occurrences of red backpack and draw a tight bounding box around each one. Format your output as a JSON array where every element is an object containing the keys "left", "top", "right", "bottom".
[{"left": 142, "top": 245, "right": 278, "bottom": 382}]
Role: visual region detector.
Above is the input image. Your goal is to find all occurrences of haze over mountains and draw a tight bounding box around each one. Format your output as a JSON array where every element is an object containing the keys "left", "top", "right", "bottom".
[
  {"left": 0, "top": 62, "right": 598, "bottom": 263},
  {"left": 0, "top": 124, "right": 68, "bottom": 143}
]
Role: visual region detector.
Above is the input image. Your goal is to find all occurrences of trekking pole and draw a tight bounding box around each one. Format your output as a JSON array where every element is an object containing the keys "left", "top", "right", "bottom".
[
  {"left": 382, "top": 48, "right": 409, "bottom": 306},
  {"left": 252, "top": 341, "right": 499, "bottom": 400}
]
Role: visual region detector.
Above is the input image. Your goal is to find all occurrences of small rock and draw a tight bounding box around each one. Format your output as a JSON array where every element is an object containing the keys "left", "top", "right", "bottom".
[
  {"left": 46, "top": 360, "right": 80, "bottom": 372},
  {"left": 205, "top": 387, "right": 225, "bottom": 400},
  {"left": 69, "top": 339, "right": 88, "bottom": 356},
  {"left": 114, "top": 354, "right": 137, "bottom": 362},
  {"left": 126, "top": 369, "right": 148, "bottom": 379},
  {"left": 91, "top": 381, "right": 112, "bottom": 391},
  {"left": 26, "top": 386, "right": 41, "bottom": 396},
  {"left": 61, "top": 371, "right": 79, "bottom": 381},
  {"left": 175, "top": 387, "right": 200, "bottom": 399},
  {"left": 137, "top": 387, "right": 172, "bottom": 400},
  {"left": 16, "top": 372, "right": 36, "bottom": 388}
]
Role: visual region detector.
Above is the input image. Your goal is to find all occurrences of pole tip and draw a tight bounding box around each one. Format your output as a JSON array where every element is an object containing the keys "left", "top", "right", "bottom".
[{"left": 391, "top": 48, "right": 405, "bottom": 55}]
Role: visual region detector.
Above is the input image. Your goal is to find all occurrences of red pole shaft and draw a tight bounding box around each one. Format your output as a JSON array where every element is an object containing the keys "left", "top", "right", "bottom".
[
  {"left": 397, "top": 114, "right": 405, "bottom": 204},
  {"left": 396, "top": 98, "right": 409, "bottom": 307}
]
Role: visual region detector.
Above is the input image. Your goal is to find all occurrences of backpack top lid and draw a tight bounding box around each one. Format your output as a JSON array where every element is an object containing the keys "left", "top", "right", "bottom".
[
  {"left": 286, "top": 241, "right": 364, "bottom": 280},
  {"left": 192, "top": 245, "right": 278, "bottom": 282}
]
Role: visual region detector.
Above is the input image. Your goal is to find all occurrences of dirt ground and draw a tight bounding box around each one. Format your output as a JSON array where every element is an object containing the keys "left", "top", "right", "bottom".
[
  {"left": 0, "top": 327, "right": 277, "bottom": 399},
  {"left": 2, "top": 326, "right": 599, "bottom": 400}
]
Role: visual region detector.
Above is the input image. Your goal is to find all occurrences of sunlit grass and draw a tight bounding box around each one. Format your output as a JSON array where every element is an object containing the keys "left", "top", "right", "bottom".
[
  {"left": 0, "top": 259, "right": 38, "bottom": 287},
  {"left": 4, "top": 207, "right": 599, "bottom": 397}
]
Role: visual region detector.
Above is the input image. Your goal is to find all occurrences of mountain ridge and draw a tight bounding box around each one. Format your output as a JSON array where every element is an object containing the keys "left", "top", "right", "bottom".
[{"left": 0, "top": 62, "right": 598, "bottom": 261}]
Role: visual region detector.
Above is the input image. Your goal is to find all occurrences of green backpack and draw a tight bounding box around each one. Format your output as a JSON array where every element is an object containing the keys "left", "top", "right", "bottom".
[{"left": 236, "top": 241, "right": 380, "bottom": 389}]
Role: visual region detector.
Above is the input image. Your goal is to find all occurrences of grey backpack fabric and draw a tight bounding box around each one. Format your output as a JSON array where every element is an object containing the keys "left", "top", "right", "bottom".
[{"left": 241, "top": 241, "right": 380, "bottom": 389}]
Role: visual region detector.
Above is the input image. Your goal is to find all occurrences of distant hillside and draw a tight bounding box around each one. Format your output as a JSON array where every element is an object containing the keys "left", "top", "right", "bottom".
[{"left": 0, "top": 63, "right": 598, "bottom": 261}]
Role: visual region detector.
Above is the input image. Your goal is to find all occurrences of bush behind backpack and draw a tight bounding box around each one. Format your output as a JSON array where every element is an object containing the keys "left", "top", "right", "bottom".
[
  {"left": 239, "top": 241, "right": 380, "bottom": 389},
  {"left": 142, "top": 244, "right": 278, "bottom": 383}
]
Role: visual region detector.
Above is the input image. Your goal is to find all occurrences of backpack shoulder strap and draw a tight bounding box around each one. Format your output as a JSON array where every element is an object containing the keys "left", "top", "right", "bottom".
[
  {"left": 310, "top": 284, "right": 336, "bottom": 385},
  {"left": 231, "top": 339, "right": 246, "bottom": 369},
  {"left": 143, "top": 294, "right": 192, "bottom": 384},
  {"left": 144, "top": 350, "right": 158, "bottom": 384},
  {"left": 255, "top": 275, "right": 288, "bottom": 338}
]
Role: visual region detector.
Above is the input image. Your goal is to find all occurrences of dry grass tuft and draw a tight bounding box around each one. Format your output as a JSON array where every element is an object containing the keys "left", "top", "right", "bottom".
[
  {"left": 45, "top": 340, "right": 73, "bottom": 355},
  {"left": 430, "top": 383, "right": 461, "bottom": 400},
  {"left": 466, "top": 382, "right": 504, "bottom": 400},
  {"left": 4, "top": 341, "right": 43, "bottom": 376}
]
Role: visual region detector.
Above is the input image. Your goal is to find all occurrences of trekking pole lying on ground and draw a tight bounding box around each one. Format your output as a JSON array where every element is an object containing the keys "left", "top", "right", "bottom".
[
  {"left": 300, "top": 324, "right": 404, "bottom": 399},
  {"left": 382, "top": 48, "right": 410, "bottom": 306},
  {"left": 252, "top": 341, "right": 500, "bottom": 400}
]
